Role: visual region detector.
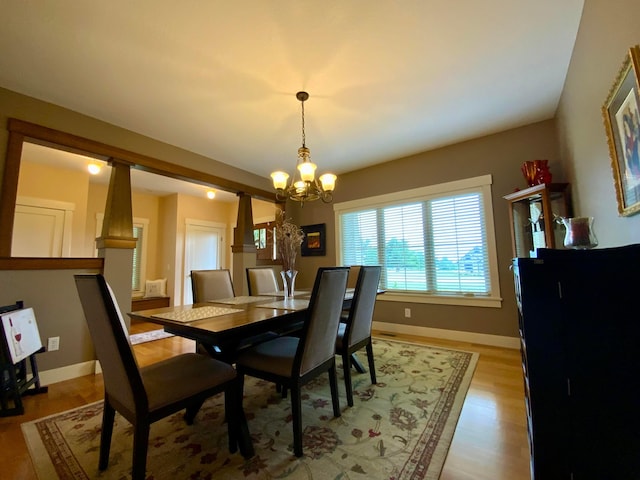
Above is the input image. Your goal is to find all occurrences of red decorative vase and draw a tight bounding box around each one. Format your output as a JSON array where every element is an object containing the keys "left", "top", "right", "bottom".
[
  {"left": 533, "top": 159, "right": 552, "bottom": 185},
  {"left": 521, "top": 161, "right": 538, "bottom": 187}
]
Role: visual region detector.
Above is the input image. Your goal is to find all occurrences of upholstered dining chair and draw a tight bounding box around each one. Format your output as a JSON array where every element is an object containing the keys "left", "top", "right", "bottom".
[
  {"left": 335, "top": 265, "right": 382, "bottom": 406},
  {"left": 246, "top": 267, "right": 280, "bottom": 295},
  {"left": 191, "top": 269, "right": 235, "bottom": 302},
  {"left": 74, "top": 274, "right": 252, "bottom": 480},
  {"left": 235, "top": 266, "right": 349, "bottom": 457}
]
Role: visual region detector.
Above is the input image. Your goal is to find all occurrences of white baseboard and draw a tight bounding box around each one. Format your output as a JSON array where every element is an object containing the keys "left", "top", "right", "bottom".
[
  {"left": 38, "top": 360, "right": 97, "bottom": 386},
  {"left": 373, "top": 321, "right": 520, "bottom": 349}
]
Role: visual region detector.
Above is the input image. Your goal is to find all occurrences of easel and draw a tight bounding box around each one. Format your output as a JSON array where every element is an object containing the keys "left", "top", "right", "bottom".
[{"left": 0, "top": 300, "right": 48, "bottom": 416}]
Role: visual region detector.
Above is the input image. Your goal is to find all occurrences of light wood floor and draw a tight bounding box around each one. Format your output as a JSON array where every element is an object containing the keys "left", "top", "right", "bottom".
[{"left": 0, "top": 323, "right": 531, "bottom": 479}]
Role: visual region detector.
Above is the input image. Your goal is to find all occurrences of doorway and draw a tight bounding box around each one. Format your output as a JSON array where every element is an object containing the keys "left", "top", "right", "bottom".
[{"left": 183, "top": 219, "right": 226, "bottom": 305}]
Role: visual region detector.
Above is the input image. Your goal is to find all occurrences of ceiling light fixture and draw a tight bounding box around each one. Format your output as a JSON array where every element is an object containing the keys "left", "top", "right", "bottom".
[
  {"left": 87, "top": 162, "right": 102, "bottom": 175},
  {"left": 206, "top": 189, "right": 216, "bottom": 199},
  {"left": 271, "top": 91, "right": 336, "bottom": 206}
]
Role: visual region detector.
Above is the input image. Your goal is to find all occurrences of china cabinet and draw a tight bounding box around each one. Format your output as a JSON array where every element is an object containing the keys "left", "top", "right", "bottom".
[{"left": 503, "top": 183, "right": 572, "bottom": 258}]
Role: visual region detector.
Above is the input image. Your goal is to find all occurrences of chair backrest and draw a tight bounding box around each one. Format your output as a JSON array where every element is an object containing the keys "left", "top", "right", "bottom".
[
  {"left": 191, "top": 269, "right": 235, "bottom": 302},
  {"left": 246, "top": 267, "right": 280, "bottom": 295},
  {"left": 294, "top": 267, "right": 349, "bottom": 376},
  {"left": 345, "top": 266, "right": 382, "bottom": 346},
  {"left": 74, "top": 274, "right": 146, "bottom": 414}
]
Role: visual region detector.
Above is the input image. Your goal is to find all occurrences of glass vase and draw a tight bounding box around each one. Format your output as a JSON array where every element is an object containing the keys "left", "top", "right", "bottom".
[
  {"left": 560, "top": 216, "right": 598, "bottom": 249},
  {"left": 280, "top": 269, "right": 298, "bottom": 299}
]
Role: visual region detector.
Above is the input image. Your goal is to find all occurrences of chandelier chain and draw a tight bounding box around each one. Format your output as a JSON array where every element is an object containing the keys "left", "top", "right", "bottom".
[{"left": 300, "top": 99, "right": 306, "bottom": 148}]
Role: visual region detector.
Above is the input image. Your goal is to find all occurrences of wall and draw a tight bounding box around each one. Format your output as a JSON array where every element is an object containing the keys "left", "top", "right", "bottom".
[
  {"left": 0, "top": 266, "right": 100, "bottom": 379},
  {"left": 556, "top": 0, "right": 640, "bottom": 245},
  {"left": 17, "top": 160, "right": 91, "bottom": 256},
  {"left": 296, "top": 120, "right": 561, "bottom": 340}
]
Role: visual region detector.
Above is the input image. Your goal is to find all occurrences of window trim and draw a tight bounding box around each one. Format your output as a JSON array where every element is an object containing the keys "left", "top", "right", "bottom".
[{"left": 334, "top": 174, "right": 502, "bottom": 308}]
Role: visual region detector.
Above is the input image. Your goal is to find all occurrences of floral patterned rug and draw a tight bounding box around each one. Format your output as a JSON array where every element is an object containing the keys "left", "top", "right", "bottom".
[
  {"left": 129, "top": 329, "right": 174, "bottom": 345},
  {"left": 22, "top": 338, "right": 478, "bottom": 479}
]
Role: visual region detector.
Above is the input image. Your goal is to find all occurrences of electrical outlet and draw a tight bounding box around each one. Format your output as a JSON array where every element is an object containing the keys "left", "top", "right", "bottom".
[
  {"left": 404, "top": 308, "right": 411, "bottom": 318},
  {"left": 48, "top": 336, "right": 60, "bottom": 351}
]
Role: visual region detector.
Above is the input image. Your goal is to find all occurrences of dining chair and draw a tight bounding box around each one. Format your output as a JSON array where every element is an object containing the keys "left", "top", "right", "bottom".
[
  {"left": 191, "top": 269, "right": 235, "bottom": 302},
  {"left": 74, "top": 274, "right": 253, "bottom": 480},
  {"left": 335, "top": 265, "right": 382, "bottom": 406},
  {"left": 235, "top": 266, "right": 349, "bottom": 457},
  {"left": 246, "top": 267, "right": 280, "bottom": 295}
]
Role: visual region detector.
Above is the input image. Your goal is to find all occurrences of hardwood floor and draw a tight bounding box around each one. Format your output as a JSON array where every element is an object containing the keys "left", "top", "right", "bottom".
[{"left": 0, "top": 324, "right": 531, "bottom": 479}]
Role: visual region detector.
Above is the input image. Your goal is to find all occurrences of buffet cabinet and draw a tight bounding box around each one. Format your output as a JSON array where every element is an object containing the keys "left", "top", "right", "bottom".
[{"left": 512, "top": 245, "right": 640, "bottom": 479}]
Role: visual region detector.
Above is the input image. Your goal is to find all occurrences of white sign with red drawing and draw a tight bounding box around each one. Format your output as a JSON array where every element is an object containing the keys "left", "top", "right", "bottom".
[{"left": 1, "top": 308, "right": 43, "bottom": 364}]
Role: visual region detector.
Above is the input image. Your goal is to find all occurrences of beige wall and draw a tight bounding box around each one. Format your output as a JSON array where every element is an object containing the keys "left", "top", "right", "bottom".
[
  {"left": 295, "top": 120, "right": 561, "bottom": 338},
  {"left": 556, "top": 0, "right": 640, "bottom": 245},
  {"left": 17, "top": 160, "right": 92, "bottom": 257}
]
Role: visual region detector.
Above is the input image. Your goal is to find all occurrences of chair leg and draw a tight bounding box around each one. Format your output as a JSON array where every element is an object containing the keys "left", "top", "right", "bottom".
[
  {"left": 341, "top": 351, "right": 354, "bottom": 407},
  {"left": 99, "top": 399, "right": 115, "bottom": 470},
  {"left": 233, "top": 374, "right": 254, "bottom": 458},
  {"left": 328, "top": 363, "right": 342, "bottom": 417},
  {"left": 291, "top": 386, "right": 303, "bottom": 457},
  {"left": 184, "top": 398, "right": 205, "bottom": 425},
  {"left": 131, "top": 422, "right": 150, "bottom": 480},
  {"left": 366, "top": 341, "right": 377, "bottom": 384},
  {"left": 225, "top": 383, "right": 239, "bottom": 454}
]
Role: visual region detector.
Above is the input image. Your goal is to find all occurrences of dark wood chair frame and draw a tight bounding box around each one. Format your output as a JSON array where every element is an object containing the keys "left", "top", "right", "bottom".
[
  {"left": 236, "top": 267, "right": 349, "bottom": 457},
  {"left": 336, "top": 265, "right": 382, "bottom": 407},
  {"left": 75, "top": 274, "right": 253, "bottom": 480}
]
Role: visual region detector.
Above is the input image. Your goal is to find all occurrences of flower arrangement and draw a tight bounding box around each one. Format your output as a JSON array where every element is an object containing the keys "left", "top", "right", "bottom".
[{"left": 275, "top": 211, "right": 305, "bottom": 272}]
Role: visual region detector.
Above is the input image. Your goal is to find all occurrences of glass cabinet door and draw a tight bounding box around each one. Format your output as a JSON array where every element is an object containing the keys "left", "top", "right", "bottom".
[{"left": 504, "top": 183, "right": 572, "bottom": 258}]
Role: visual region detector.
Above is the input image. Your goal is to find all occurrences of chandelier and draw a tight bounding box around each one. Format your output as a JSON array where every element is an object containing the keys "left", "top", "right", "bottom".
[{"left": 271, "top": 91, "right": 336, "bottom": 206}]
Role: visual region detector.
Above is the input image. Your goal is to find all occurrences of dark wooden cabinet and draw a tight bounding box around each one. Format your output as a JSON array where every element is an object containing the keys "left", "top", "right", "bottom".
[{"left": 512, "top": 245, "right": 640, "bottom": 479}]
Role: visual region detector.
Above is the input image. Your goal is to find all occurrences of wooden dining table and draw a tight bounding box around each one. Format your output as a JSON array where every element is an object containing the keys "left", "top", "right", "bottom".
[{"left": 127, "top": 289, "right": 373, "bottom": 370}]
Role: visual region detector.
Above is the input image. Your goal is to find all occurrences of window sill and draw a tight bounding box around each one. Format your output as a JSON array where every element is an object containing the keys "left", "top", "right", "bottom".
[{"left": 377, "top": 292, "right": 502, "bottom": 308}]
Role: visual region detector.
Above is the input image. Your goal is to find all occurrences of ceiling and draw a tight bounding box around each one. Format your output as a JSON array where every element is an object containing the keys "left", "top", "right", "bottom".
[{"left": 0, "top": 1, "right": 584, "bottom": 194}]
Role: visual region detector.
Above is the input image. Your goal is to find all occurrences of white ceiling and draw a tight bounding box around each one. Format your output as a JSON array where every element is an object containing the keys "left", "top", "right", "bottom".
[{"left": 1, "top": 1, "right": 584, "bottom": 191}]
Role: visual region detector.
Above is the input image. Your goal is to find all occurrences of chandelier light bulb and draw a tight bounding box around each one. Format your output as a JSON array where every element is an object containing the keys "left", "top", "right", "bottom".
[
  {"left": 319, "top": 173, "right": 336, "bottom": 192},
  {"left": 271, "top": 171, "right": 289, "bottom": 190},
  {"left": 298, "top": 161, "right": 317, "bottom": 182}
]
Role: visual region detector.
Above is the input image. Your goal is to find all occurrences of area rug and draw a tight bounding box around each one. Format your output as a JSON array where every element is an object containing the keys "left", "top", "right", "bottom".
[
  {"left": 129, "top": 329, "right": 174, "bottom": 345},
  {"left": 22, "top": 338, "right": 478, "bottom": 479}
]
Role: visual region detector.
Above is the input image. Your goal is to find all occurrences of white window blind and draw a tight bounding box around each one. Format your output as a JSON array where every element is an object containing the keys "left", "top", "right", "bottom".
[
  {"left": 336, "top": 175, "right": 500, "bottom": 306},
  {"left": 132, "top": 225, "right": 143, "bottom": 291}
]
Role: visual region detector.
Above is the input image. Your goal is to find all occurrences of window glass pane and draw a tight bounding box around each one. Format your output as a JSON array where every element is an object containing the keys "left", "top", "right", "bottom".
[
  {"left": 340, "top": 210, "right": 379, "bottom": 266},
  {"left": 431, "top": 193, "right": 489, "bottom": 293},
  {"left": 383, "top": 203, "right": 426, "bottom": 291}
]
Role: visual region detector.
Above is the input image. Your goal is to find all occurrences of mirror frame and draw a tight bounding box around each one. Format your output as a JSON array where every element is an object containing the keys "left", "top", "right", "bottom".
[{"left": 0, "top": 118, "right": 277, "bottom": 257}]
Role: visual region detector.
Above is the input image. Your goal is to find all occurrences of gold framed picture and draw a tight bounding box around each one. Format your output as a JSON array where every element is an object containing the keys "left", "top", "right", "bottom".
[{"left": 602, "top": 45, "right": 640, "bottom": 216}]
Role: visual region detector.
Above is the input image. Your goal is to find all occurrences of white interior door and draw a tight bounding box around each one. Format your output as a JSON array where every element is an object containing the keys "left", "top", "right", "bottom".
[
  {"left": 12, "top": 198, "right": 74, "bottom": 257},
  {"left": 183, "top": 220, "right": 225, "bottom": 304}
]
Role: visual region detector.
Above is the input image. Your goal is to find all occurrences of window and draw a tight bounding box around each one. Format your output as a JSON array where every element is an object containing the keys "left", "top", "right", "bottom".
[
  {"left": 335, "top": 175, "right": 501, "bottom": 308},
  {"left": 131, "top": 224, "right": 144, "bottom": 291},
  {"left": 253, "top": 222, "right": 276, "bottom": 261},
  {"left": 95, "top": 214, "right": 149, "bottom": 295}
]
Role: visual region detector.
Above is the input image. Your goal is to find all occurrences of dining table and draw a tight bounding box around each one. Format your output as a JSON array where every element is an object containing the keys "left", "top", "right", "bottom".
[{"left": 127, "top": 289, "right": 367, "bottom": 362}]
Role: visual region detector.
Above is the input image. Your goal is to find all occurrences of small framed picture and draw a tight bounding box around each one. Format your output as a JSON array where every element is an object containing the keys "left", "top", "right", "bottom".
[
  {"left": 602, "top": 45, "right": 640, "bottom": 216},
  {"left": 301, "top": 223, "right": 326, "bottom": 256}
]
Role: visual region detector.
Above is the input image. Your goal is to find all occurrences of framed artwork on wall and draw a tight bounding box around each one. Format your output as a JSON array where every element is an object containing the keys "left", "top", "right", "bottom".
[
  {"left": 602, "top": 44, "right": 640, "bottom": 216},
  {"left": 301, "top": 223, "right": 326, "bottom": 256}
]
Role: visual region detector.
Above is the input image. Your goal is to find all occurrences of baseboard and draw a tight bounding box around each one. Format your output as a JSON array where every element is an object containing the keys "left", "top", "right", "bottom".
[
  {"left": 372, "top": 321, "right": 520, "bottom": 349},
  {"left": 38, "top": 360, "right": 97, "bottom": 386}
]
